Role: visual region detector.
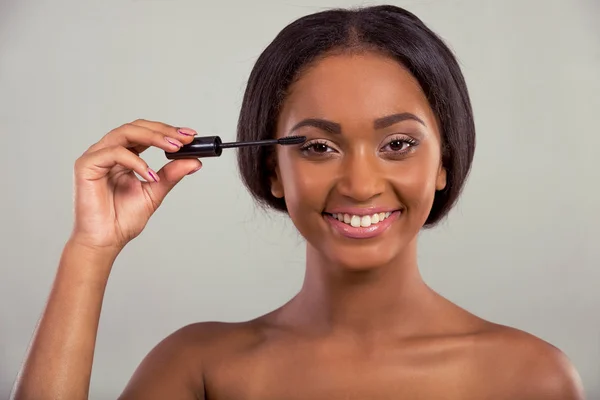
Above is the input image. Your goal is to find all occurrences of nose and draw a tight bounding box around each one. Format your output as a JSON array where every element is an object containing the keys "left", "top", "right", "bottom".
[{"left": 336, "top": 146, "right": 385, "bottom": 203}]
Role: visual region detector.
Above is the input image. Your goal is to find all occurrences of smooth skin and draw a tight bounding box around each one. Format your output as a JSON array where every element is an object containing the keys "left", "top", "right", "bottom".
[{"left": 11, "top": 53, "right": 585, "bottom": 400}]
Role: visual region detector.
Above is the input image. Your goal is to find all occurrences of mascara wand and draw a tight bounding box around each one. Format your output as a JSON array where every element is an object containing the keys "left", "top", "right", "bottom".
[{"left": 165, "top": 135, "right": 307, "bottom": 159}]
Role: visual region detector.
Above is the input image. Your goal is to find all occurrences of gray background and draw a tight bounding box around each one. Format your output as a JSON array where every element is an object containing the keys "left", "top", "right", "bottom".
[{"left": 1, "top": 0, "right": 598, "bottom": 398}]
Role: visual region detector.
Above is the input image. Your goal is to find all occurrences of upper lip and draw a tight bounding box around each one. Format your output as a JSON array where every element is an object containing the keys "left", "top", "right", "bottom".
[{"left": 324, "top": 207, "right": 401, "bottom": 216}]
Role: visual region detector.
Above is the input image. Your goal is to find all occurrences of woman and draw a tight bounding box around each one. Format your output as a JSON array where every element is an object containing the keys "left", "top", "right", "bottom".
[{"left": 11, "top": 5, "right": 584, "bottom": 400}]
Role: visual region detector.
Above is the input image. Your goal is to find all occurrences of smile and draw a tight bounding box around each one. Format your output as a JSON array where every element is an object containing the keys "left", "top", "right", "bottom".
[
  {"left": 327, "top": 212, "right": 392, "bottom": 228},
  {"left": 322, "top": 210, "right": 401, "bottom": 239}
]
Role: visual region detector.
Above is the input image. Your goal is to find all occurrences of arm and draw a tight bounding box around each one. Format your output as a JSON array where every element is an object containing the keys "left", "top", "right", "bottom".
[
  {"left": 10, "top": 242, "right": 117, "bottom": 400},
  {"left": 11, "top": 244, "right": 206, "bottom": 400},
  {"left": 9, "top": 119, "right": 202, "bottom": 399}
]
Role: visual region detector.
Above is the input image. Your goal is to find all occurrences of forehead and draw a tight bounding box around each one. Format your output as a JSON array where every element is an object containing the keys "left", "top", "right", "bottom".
[{"left": 280, "top": 52, "right": 436, "bottom": 126}]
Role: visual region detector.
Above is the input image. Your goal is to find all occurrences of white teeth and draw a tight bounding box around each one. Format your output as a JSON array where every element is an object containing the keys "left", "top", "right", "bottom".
[
  {"left": 372, "top": 213, "right": 380, "bottom": 224},
  {"left": 330, "top": 211, "right": 395, "bottom": 227},
  {"left": 360, "top": 215, "right": 371, "bottom": 227}
]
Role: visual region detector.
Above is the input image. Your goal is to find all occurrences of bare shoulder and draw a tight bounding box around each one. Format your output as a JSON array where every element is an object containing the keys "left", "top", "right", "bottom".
[
  {"left": 118, "top": 320, "right": 257, "bottom": 399},
  {"left": 473, "top": 323, "right": 585, "bottom": 399}
]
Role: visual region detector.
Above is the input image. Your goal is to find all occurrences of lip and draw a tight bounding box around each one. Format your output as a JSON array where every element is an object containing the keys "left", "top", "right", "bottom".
[{"left": 323, "top": 210, "right": 401, "bottom": 239}]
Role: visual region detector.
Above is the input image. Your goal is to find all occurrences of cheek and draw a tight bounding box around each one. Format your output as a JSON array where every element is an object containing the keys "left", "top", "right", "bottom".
[
  {"left": 392, "top": 167, "right": 437, "bottom": 197},
  {"left": 388, "top": 151, "right": 441, "bottom": 210},
  {"left": 277, "top": 154, "right": 332, "bottom": 213}
]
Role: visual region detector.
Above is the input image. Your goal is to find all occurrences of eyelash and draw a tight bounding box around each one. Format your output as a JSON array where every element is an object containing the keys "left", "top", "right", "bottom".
[
  {"left": 300, "top": 140, "right": 334, "bottom": 156},
  {"left": 299, "top": 136, "right": 419, "bottom": 157}
]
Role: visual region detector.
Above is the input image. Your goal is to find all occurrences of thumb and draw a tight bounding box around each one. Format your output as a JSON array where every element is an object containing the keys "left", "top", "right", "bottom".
[{"left": 152, "top": 159, "right": 202, "bottom": 200}]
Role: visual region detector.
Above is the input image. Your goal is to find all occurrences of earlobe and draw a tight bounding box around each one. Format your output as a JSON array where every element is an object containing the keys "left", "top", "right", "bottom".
[
  {"left": 271, "top": 182, "right": 284, "bottom": 198},
  {"left": 436, "top": 167, "right": 447, "bottom": 191},
  {"left": 270, "top": 167, "right": 284, "bottom": 198}
]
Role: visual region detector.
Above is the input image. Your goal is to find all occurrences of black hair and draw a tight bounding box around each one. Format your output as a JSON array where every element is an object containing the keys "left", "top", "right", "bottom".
[{"left": 236, "top": 5, "right": 475, "bottom": 227}]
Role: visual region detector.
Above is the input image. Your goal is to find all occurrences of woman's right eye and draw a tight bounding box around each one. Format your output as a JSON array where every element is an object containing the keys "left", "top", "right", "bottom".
[
  {"left": 300, "top": 141, "right": 336, "bottom": 155},
  {"left": 309, "top": 143, "right": 330, "bottom": 153}
]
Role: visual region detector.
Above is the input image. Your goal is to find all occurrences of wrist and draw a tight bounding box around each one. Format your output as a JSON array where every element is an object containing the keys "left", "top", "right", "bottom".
[
  {"left": 66, "top": 234, "right": 123, "bottom": 260},
  {"left": 61, "top": 238, "right": 121, "bottom": 279}
]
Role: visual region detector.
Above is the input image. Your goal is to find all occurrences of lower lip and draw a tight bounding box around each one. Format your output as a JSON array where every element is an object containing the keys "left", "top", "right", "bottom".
[{"left": 324, "top": 211, "right": 401, "bottom": 239}]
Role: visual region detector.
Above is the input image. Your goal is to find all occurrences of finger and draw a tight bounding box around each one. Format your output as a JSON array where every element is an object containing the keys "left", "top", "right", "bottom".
[
  {"left": 149, "top": 158, "right": 203, "bottom": 200},
  {"left": 129, "top": 119, "right": 197, "bottom": 140},
  {"left": 87, "top": 123, "right": 184, "bottom": 155},
  {"left": 76, "top": 145, "right": 160, "bottom": 183}
]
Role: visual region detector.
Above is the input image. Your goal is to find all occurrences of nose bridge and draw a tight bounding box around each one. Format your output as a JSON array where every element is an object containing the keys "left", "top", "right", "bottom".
[{"left": 338, "top": 144, "right": 384, "bottom": 202}]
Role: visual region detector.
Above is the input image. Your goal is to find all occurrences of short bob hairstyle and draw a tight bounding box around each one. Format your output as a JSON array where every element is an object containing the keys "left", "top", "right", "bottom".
[{"left": 237, "top": 5, "right": 475, "bottom": 227}]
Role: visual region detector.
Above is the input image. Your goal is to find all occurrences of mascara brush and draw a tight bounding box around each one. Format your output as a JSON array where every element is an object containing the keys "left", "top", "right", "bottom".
[{"left": 165, "top": 135, "right": 307, "bottom": 159}]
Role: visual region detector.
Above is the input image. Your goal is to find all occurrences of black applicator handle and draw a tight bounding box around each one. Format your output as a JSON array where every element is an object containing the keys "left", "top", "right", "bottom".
[{"left": 165, "top": 136, "right": 223, "bottom": 159}]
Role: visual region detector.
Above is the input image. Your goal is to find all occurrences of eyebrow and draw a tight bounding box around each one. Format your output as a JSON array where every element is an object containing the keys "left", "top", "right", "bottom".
[
  {"left": 290, "top": 118, "right": 341, "bottom": 135},
  {"left": 373, "top": 112, "right": 426, "bottom": 129},
  {"left": 289, "top": 112, "right": 426, "bottom": 135}
]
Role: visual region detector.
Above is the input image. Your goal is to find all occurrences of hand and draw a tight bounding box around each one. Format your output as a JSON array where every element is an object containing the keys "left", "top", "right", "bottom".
[{"left": 69, "top": 119, "right": 201, "bottom": 253}]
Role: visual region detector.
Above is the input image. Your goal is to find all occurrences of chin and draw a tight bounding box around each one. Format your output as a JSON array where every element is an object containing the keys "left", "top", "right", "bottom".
[
  {"left": 331, "top": 254, "right": 396, "bottom": 272},
  {"left": 318, "top": 237, "right": 411, "bottom": 272}
]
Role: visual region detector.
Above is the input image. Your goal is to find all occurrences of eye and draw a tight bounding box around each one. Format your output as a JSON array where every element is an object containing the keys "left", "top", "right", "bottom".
[
  {"left": 387, "top": 140, "right": 410, "bottom": 151},
  {"left": 300, "top": 140, "right": 337, "bottom": 155},
  {"left": 380, "top": 136, "right": 419, "bottom": 154}
]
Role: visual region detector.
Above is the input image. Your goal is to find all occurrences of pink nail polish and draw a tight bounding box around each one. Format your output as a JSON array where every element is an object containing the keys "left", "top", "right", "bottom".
[
  {"left": 187, "top": 164, "right": 202, "bottom": 175},
  {"left": 177, "top": 128, "right": 197, "bottom": 136},
  {"left": 165, "top": 137, "right": 182, "bottom": 148},
  {"left": 148, "top": 169, "right": 159, "bottom": 182}
]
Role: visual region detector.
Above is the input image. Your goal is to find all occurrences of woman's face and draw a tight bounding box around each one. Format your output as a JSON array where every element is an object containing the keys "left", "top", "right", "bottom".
[{"left": 272, "top": 52, "right": 446, "bottom": 270}]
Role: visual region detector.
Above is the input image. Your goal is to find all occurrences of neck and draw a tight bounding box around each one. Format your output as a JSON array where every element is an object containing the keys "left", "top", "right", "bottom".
[{"left": 281, "top": 237, "right": 434, "bottom": 336}]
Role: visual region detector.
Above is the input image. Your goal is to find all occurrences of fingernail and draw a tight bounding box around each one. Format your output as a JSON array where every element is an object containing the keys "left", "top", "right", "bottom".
[
  {"left": 177, "top": 128, "right": 197, "bottom": 136},
  {"left": 148, "top": 168, "right": 159, "bottom": 182},
  {"left": 165, "top": 137, "right": 183, "bottom": 148},
  {"left": 187, "top": 164, "right": 202, "bottom": 175}
]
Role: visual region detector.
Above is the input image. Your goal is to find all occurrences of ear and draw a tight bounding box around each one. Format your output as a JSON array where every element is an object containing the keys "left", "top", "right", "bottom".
[
  {"left": 270, "top": 164, "right": 284, "bottom": 198},
  {"left": 436, "top": 164, "right": 447, "bottom": 191}
]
